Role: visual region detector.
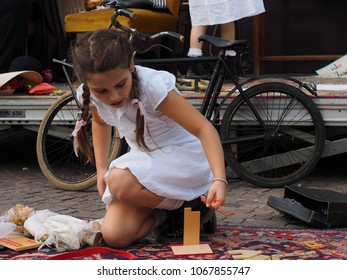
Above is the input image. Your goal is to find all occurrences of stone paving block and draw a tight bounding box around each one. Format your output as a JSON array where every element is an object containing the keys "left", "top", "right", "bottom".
[
  {"left": 2, "top": 128, "right": 347, "bottom": 230},
  {"left": 228, "top": 217, "right": 246, "bottom": 224},
  {"left": 237, "top": 205, "right": 259, "bottom": 213},
  {"left": 253, "top": 213, "right": 277, "bottom": 221}
]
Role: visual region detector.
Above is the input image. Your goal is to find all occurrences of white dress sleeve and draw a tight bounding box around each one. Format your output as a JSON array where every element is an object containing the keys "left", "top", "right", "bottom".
[{"left": 140, "top": 67, "right": 177, "bottom": 111}]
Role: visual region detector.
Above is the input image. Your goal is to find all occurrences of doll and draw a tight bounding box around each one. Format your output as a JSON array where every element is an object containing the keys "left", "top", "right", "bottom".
[{"left": 7, "top": 204, "right": 102, "bottom": 252}]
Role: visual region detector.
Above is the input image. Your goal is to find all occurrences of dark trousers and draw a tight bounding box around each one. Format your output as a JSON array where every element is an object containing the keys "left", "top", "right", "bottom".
[
  {"left": 0, "top": 0, "right": 67, "bottom": 80},
  {"left": 0, "top": 0, "right": 35, "bottom": 73}
]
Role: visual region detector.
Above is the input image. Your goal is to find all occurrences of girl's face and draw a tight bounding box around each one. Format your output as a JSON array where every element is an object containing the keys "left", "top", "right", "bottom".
[{"left": 86, "top": 66, "right": 134, "bottom": 109}]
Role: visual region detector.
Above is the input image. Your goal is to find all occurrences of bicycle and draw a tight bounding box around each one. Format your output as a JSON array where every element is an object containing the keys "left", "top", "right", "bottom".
[{"left": 36, "top": 6, "right": 326, "bottom": 190}]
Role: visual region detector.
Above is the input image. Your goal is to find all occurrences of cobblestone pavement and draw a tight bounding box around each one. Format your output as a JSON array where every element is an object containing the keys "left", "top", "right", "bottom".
[{"left": 1, "top": 128, "right": 347, "bottom": 230}]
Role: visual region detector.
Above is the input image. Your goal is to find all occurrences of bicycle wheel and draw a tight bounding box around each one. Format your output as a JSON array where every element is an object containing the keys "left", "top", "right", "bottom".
[
  {"left": 220, "top": 82, "right": 325, "bottom": 188},
  {"left": 37, "top": 92, "right": 127, "bottom": 191}
]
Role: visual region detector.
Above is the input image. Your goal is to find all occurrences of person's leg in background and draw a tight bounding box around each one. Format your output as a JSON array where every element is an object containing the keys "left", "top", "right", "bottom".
[
  {"left": 220, "top": 21, "right": 236, "bottom": 40},
  {"left": 221, "top": 21, "right": 237, "bottom": 56},
  {"left": 0, "top": 0, "right": 34, "bottom": 73},
  {"left": 188, "top": 22, "right": 236, "bottom": 58},
  {"left": 187, "top": 25, "right": 207, "bottom": 58},
  {"left": 186, "top": 25, "right": 212, "bottom": 79}
]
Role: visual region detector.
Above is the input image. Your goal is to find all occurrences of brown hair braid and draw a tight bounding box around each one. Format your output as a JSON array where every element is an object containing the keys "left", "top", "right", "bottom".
[
  {"left": 75, "top": 84, "right": 94, "bottom": 163},
  {"left": 131, "top": 70, "right": 151, "bottom": 151}
]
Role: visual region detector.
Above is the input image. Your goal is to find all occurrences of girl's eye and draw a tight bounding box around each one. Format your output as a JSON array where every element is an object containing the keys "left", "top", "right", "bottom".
[
  {"left": 94, "top": 89, "right": 107, "bottom": 94},
  {"left": 116, "top": 81, "right": 126, "bottom": 88}
]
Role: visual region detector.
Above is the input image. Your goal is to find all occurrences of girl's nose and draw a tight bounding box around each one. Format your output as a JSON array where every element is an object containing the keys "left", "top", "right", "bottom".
[{"left": 109, "top": 89, "right": 120, "bottom": 101}]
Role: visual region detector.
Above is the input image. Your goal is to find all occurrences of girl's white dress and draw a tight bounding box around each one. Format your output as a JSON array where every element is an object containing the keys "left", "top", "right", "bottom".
[
  {"left": 77, "top": 66, "right": 213, "bottom": 208},
  {"left": 189, "top": 0, "right": 265, "bottom": 26}
]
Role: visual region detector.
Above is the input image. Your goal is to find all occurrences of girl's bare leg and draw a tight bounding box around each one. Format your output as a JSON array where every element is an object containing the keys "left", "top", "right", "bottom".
[
  {"left": 106, "top": 168, "right": 165, "bottom": 208},
  {"left": 102, "top": 200, "right": 154, "bottom": 248},
  {"left": 103, "top": 168, "right": 184, "bottom": 247}
]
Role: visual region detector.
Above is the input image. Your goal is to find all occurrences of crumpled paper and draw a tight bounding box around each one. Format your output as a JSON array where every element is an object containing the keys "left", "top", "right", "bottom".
[{"left": 0, "top": 216, "right": 16, "bottom": 238}]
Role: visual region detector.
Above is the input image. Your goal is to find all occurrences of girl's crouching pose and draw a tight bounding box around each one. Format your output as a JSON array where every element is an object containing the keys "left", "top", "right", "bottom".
[{"left": 71, "top": 29, "right": 227, "bottom": 248}]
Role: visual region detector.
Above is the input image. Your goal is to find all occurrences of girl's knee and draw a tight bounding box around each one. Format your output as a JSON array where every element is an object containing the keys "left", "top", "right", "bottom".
[
  {"left": 101, "top": 204, "right": 153, "bottom": 248},
  {"left": 107, "top": 168, "right": 134, "bottom": 202},
  {"left": 102, "top": 225, "right": 135, "bottom": 248}
]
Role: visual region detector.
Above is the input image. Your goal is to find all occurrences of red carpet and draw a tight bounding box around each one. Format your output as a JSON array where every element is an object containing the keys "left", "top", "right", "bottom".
[{"left": 1, "top": 225, "right": 346, "bottom": 260}]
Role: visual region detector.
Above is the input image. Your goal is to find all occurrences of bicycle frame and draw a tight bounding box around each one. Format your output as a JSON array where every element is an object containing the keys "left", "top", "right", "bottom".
[
  {"left": 185, "top": 47, "right": 270, "bottom": 132},
  {"left": 213, "top": 73, "right": 319, "bottom": 133}
]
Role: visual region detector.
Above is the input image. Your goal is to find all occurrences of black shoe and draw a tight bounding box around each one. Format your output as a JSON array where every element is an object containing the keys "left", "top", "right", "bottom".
[
  {"left": 182, "top": 198, "right": 215, "bottom": 225},
  {"left": 158, "top": 197, "right": 217, "bottom": 239},
  {"left": 186, "top": 64, "right": 212, "bottom": 80}
]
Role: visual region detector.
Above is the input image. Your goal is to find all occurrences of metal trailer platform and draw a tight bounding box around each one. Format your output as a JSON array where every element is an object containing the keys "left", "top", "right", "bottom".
[
  {"left": 2, "top": 81, "right": 347, "bottom": 161},
  {"left": 0, "top": 95, "right": 59, "bottom": 129}
]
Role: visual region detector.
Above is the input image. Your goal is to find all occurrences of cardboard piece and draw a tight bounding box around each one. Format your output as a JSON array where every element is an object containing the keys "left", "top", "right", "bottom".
[
  {"left": 316, "top": 54, "right": 347, "bottom": 77},
  {"left": 0, "top": 236, "right": 41, "bottom": 251}
]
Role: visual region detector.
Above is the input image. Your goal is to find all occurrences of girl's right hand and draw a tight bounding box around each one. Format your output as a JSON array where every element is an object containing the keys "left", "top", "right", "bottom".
[
  {"left": 96, "top": 171, "right": 107, "bottom": 198},
  {"left": 201, "top": 180, "right": 226, "bottom": 210}
]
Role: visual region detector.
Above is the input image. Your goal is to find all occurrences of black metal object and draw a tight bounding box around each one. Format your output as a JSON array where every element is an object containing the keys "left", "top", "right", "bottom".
[{"left": 267, "top": 185, "right": 347, "bottom": 227}]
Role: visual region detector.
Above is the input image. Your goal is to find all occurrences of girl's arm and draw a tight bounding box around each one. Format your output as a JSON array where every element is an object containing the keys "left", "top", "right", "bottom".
[
  {"left": 157, "top": 90, "right": 227, "bottom": 209},
  {"left": 90, "top": 106, "right": 112, "bottom": 197}
]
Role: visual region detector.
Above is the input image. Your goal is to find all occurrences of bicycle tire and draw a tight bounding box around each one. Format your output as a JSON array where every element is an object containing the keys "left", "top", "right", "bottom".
[
  {"left": 36, "top": 92, "right": 127, "bottom": 191},
  {"left": 220, "top": 82, "right": 325, "bottom": 188}
]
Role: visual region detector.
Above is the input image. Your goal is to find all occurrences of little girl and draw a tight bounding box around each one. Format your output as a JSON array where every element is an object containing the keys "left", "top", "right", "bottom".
[{"left": 71, "top": 29, "right": 227, "bottom": 248}]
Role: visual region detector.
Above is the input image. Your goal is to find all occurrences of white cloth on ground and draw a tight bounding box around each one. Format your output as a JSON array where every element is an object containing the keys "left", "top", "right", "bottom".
[{"left": 24, "top": 209, "right": 99, "bottom": 252}]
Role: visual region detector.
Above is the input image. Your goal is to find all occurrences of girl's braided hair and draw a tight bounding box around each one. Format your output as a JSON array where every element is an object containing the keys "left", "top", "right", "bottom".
[{"left": 70, "top": 29, "right": 149, "bottom": 163}]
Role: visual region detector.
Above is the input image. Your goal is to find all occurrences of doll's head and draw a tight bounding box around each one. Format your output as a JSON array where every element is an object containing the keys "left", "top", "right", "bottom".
[{"left": 7, "top": 204, "right": 35, "bottom": 236}]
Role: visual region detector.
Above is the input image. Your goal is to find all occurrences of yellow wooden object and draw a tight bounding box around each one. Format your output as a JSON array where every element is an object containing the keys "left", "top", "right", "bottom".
[
  {"left": 228, "top": 249, "right": 317, "bottom": 260},
  {"left": 171, "top": 244, "right": 213, "bottom": 256},
  {"left": 171, "top": 207, "right": 213, "bottom": 256},
  {"left": 183, "top": 208, "right": 200, "bottom": 246},
  {"left": 228, "top": 250, "right": 263, "bottom": 260},
  {"left": 63, "top": 0, "right": 180, "bottom": 33},
  {"left": 302, "top": 241, "right": 325, "bottom": 249}
]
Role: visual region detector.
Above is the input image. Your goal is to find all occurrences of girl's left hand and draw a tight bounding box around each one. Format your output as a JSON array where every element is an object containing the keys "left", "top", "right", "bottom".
[{"left": 201, "top": 180, "right": 227, "bottom": 210}]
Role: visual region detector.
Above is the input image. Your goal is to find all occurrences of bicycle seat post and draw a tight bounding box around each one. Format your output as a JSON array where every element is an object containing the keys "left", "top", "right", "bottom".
[{"left": 202, "top": 49, "right": 229, "bottom": 120}]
